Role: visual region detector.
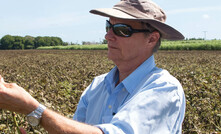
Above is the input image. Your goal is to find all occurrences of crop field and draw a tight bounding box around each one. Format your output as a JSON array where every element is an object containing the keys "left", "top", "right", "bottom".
[
  {"left": 36, "top": 40, "right": 221, "bottom": 50},
  {"left": 0, "top": 50, "right": 220, "bottom": 134}
]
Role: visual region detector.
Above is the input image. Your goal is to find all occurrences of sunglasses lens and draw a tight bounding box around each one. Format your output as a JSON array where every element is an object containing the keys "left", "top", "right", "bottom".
[
  {"left": 105, "top": 20, "right": 132, "bottom": 37},
  {"left": 114, "top": 24, "right": 131, "bottom": 37}
]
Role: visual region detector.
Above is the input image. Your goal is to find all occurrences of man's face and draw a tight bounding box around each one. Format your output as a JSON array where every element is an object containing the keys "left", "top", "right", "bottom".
[{"left": 105, "top": 18, "right": 154, "bottom": 65}]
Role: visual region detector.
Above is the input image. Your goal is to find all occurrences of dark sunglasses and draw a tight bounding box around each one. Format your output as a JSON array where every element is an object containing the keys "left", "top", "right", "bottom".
[{"left": 106, "top": 20, "right": 151, "bottom": 37}]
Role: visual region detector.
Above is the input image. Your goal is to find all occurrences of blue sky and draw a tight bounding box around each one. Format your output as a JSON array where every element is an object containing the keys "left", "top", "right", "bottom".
[{"left": 0, "top": 0, "right": 220, "bottom": 44}]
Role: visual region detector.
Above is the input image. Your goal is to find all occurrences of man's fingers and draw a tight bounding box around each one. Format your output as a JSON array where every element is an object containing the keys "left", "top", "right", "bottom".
[
  {"left": 0, "top": 75, "right": 5, "bottom": 83},
  {"left": 0, "top": 76, "right": 14, "bottom": 89},
  {"left": 0, "top": 76, "right": 9, "bottom": 89},
  {"left": 0, "top": 81, "right": 6, "bottom": 90},
  {"left": 0, "top": 76, "right": 14, "bottom": 88}
]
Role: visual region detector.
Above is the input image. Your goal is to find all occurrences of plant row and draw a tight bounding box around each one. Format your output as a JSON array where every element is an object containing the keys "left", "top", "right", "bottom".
[
  {"left": 37, "top": 40, "right": 221, "bottom": 50},
  {"left": 0, "top": 50, "right": 220, "bottom": 133}
]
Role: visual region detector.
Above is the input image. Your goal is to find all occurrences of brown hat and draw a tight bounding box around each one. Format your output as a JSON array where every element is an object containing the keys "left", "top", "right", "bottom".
[{"left": 90, "top": 0, "right": 184, "bottom": 40}]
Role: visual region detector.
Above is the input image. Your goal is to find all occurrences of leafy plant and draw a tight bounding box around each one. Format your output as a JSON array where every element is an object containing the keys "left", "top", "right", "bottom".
[{"left": 0, "top": 50, "right": 220, "bottom": 133}]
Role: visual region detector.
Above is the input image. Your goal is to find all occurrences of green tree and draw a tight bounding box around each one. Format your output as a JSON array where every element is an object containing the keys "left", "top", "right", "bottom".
[
  {"left": 1, "top": 35, "right": 65, "bottom": 49},
  {"left": 43, "top": 36, "right": 51, "bottom": 46},
  {"left": 34, "top": 36, "right": 63, "bottom": 48},
  {"left": 13, "top": 36, "right": 25, "bottom": 49},
  {"left": 51, "top": 37, "right": 63, "bottom": 46},
  {"left": 24, "top": 36, "right": 35, "bottom": 49},
  {"left": 0, "top": 35, "right": 15, "bottom": 49},
  {"left": 34, "top": 36, "right": 45, "bottom": 48},
  {"left": 102, "top": 39, "right": 107, "bottom": 44},
  {"left": 0, "top": 38, "right": 1, "bottom": 49}
]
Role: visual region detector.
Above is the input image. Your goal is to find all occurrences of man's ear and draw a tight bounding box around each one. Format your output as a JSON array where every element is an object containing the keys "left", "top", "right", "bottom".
[{"left": 146, "top": 31, "right": 160, "bottom": 47}]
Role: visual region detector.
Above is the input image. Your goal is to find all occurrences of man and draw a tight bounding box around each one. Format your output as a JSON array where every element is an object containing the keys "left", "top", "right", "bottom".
[{"left": 0, "top": 0, "right": 185, "bottom": 133}]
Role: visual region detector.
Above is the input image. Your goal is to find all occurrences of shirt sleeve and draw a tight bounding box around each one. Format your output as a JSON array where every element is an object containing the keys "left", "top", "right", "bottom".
[
  {"left": 73, "top": 84, "right": 90, "bottom": 122},
  {"left": 95, "top": 84, "right": 185, "bottom": 134}
]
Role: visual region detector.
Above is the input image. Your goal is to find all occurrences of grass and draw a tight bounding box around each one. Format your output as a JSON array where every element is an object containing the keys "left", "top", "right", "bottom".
[
  {"left": 37, "top": 44, "right": 108, "bottom": 50},
  {"left": 160, "top": 40, "right": 221, "bottom": 50},
  {"left": 37, "top": 40, "right": 221, "bottom": 50}
]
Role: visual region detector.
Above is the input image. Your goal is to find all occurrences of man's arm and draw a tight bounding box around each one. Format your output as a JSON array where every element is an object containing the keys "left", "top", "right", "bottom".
[
  {"left": 0, "top": 75, "right": 103, "bottom": 134},
  {"left": 41, "top": 108, "right": 103, "bottom": 134}
]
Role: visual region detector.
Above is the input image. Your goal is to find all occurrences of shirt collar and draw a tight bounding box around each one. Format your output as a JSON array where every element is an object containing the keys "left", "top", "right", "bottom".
[
  {"left": 104, "top": 55, "right": 156, "bottom": 94},
  {"left": 122, "top": 55, "right": 156, "bottom": 94}
]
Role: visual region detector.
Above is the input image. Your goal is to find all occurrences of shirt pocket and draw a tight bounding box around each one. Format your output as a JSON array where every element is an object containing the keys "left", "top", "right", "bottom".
[{"left": 102, "top": 115, "right": 113, "bottom": 123}]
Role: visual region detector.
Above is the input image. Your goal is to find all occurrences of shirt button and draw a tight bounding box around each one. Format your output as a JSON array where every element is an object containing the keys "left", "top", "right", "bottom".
[
  {"left": 108, "top": 105, "right": 112, "bottom": 109},
  {"left": 123, "top": 88, "right": 126, "bottom": 91}
]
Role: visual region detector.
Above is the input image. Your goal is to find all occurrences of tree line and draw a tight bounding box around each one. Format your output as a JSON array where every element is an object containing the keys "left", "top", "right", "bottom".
[{"left": 0, "top": 35, "right": 66, "bottom": 50}]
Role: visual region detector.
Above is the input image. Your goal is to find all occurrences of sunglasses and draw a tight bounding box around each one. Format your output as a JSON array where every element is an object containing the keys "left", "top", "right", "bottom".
[{"left": 106, "top": 20, "right": 151, "bottom": 37}]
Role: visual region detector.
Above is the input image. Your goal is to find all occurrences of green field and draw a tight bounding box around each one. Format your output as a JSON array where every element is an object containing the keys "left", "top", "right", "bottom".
[
  {"left": 38, "top": 44, "right": 108, "bottom": 50},
  {"left": 0, "top": 50, "right": 220, "bottom": 134},
  {"left": 161, "top": 40, "right": 221, "bottom": 50},
  {"left": 37, "top": 40, "right": 221, "bottom": 50}
]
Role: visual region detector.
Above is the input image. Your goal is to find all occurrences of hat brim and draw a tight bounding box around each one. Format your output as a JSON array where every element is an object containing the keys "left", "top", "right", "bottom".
[{"left": 90, "top": 8, "right": 184, "bottom": 40}]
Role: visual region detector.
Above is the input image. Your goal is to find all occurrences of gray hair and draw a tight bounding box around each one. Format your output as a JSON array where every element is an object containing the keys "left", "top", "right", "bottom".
[{"left": 141, "top": 22, "right": 161, "bottom": 53}]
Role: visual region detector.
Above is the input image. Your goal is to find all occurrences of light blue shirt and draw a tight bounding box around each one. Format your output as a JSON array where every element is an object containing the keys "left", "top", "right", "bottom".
[{"left": 73, "top": 55, "right": 185, "bottom": 134}]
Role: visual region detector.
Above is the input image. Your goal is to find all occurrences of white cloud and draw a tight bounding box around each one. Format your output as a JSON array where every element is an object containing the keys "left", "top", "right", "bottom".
[
  {"left": 202, "top": 14, "right": 210, "bottom": 19},
  {"left": 167, "top": 6, "right": 221, "bottom": 15}
]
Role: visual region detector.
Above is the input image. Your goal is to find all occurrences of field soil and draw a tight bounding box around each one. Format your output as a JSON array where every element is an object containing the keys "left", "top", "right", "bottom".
[{"left": 0, "top": 50, "right": 220, "bottom": 134}]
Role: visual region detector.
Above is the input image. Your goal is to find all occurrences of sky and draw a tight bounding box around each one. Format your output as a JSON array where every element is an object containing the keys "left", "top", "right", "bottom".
[{"left": 0, "top": 0, "right": 221, "bottom": 44}]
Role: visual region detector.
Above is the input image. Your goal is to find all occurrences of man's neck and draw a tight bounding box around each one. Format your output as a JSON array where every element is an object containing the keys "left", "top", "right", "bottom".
[
  {"left": 113, "top": 52, "right": 153, "bottom": 84},
  {"left": 115, "top": 57, "right": 147, "bottom": 83}
]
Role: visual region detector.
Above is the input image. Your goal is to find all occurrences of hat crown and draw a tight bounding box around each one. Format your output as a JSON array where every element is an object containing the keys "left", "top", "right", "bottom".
[{"left": 113, "top": 0, "right": 166, "bottom": 22}]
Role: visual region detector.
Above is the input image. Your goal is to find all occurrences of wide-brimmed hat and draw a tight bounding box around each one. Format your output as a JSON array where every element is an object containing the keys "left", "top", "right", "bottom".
[{"left": 90, "top": 0, "right": 184, "bottom": 40}]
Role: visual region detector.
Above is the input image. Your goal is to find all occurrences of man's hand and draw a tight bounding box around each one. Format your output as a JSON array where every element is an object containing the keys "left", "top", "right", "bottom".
[
  {"left": 0, "top": 75, "right": 39, "bottom": 115},
  {"left": 0, "top": 75, "right": 103, "bottom": 134}
]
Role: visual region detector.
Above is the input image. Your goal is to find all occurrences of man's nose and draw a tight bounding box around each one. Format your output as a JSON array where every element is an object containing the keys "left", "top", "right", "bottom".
[{"left": 105, "top": 29, "right": 116, "bottom": 41}]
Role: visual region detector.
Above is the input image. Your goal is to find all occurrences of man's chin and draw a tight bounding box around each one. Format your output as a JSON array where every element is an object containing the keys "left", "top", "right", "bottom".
[{"left": 107, "top": 52, "right": 118, "bottom": 61}]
